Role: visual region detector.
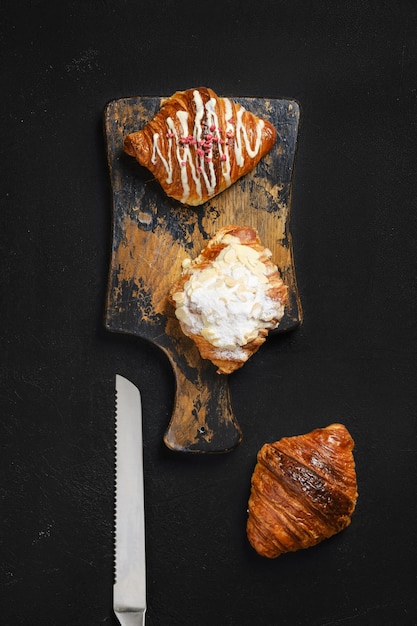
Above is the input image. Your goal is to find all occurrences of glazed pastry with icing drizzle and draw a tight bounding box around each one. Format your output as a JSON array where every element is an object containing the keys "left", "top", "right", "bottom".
[
  {"left": 169, "top": 225, "right": 288, "bottom": 374},
  {"left": 247, "top": 424, "right": 358, "bottom": 558},
  {"left": 123, "top": 87, "right": 277, "bottom": 206}
]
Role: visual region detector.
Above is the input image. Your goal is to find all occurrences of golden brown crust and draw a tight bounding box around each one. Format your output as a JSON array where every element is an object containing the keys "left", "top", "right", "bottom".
[
  {"left": 187, "top": 327, "right": 269, "bottom": 375},
  {"left": 246, "top": 424, "right": 358, "bottom": 558},
  {"left": 124, "top": 88, "right": 276, "bottom": 206},
  {"left": 169, "top": 225, "right": 288, "bottom": 374}
]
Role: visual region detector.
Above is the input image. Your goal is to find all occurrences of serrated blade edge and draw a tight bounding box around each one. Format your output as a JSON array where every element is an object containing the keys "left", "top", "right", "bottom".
[{"left": 114, "top": 374, "right": 146, "bottom": 618}]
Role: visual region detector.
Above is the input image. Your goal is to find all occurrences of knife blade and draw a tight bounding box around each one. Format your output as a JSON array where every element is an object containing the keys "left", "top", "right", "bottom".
[{"left": 114, "top": 374, "right": 146, "bottom": 626}]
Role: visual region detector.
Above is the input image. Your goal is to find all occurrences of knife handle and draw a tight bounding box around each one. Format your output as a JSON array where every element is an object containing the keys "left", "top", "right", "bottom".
[{"left": 160, "top": 343, "right": 242, "bottom": 453}]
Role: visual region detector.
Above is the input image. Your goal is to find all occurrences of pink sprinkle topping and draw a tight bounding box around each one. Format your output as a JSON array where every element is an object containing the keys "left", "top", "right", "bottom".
[
  {"left": 196, "top": 148, "right": 205, "bottom": 157},
  {"left": 226, "top": 130, "right": 233, "bottom": 138},
  {"left": 197, "top": 166, "right": 202, "bottom": 172},
  {"left": 205, "top": 156, "right": 212, "bottom": 162},
  {"left": 205, "top": 133, "right": 213, "bottom": 140},
  {"left": 220, "top": 154, "right": 227, "bottom": 162},
  {"left": 210, "top": 124, "right": 216, "bottom": 132},
  {"left": 179, "top": 136, "right": 197, "bottom": 145},
  {"left": 181, "top": 161, "right": 186, "bottom": 166},
  {"left": 166, "top": 132, "right": 175, "bottom": 138},
  {"left": 228, "top": 117, "right": 234, "bottom": 124}
]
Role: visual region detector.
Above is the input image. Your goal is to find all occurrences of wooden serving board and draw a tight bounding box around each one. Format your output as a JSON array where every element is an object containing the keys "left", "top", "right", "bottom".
[{"left": 104, "top": 95, "right": 301, "bottom": 453}]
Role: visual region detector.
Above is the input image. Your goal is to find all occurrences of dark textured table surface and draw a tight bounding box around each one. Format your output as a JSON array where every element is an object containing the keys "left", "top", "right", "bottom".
[{"left": 2, "top": 2, "right": 417, "bottom": 625}]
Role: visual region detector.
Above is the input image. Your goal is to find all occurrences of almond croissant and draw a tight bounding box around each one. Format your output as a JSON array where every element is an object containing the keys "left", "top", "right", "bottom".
[
  {"left": 169, "top": 225, "right": 288, "bottom": 374},
  {"left": 247, "top": 424, "right": 358, "bottom": 558},
  {"left": 124, "top": 87, "right": 276, "bottom": 206}
]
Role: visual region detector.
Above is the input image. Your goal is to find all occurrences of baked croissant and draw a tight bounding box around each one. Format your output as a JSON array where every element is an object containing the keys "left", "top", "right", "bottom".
[
  {"left": 247, "top": 424, "right": 358, "bottom": 558},
  {"left": 169, "top": 225, "right": 288, "bottom": 374},
  {"left": 124, "top": 87, "right": 276, "bottom": 206}
]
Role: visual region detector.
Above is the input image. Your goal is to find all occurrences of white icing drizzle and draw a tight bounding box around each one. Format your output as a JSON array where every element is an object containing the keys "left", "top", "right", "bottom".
[
  {"left": 206, "top": 97, "right": 231, "bottom": 187},
  {"left": 193, "top": 89, "right": 205, "bottom": 144},
  {"left": 235, "top": 107, "right": 264, "bottom": 164},
  {"left": 151, "top": 132, "right": 173, "bottom": 184},
  {"left": 175, "top": 110, "right": 192, "bottom": 203},
  {"left": 152, "top": 89, "right": 267, "bottom": 203}
]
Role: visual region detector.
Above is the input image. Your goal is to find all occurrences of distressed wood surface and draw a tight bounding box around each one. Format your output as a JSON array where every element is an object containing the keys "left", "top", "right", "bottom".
[{"left": 104, "top": 95, "right": 301, "bottom": 453}]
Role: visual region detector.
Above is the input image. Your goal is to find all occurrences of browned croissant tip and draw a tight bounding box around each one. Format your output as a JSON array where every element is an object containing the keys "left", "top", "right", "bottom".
[
  {"left": 247, "top": 423, "right": 358, "bottom": 558},
  {"left": 123, "top": 134, "right": 136, "bottom": 157}
]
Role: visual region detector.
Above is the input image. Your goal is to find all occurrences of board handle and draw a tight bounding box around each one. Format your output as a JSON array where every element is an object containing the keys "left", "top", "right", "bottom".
[{"left": 160, "top": 343, "right": 242, "bottom": 453}]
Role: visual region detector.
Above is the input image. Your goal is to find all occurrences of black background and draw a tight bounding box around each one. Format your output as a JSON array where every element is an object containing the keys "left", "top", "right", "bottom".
[{"left": 1, "top": 1, "right": 417, "bottom": 625}]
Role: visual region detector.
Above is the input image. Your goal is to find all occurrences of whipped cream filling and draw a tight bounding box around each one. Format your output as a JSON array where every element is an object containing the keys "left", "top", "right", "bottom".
[{"left": 172, "top": 237, "right": 285, "bottom": 354}]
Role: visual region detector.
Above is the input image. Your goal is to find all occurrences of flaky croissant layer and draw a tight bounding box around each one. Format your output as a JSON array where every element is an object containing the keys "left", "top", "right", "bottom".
[
  {"left": 247, "top": 423, "right": 358, "bottom": 558},
  {"left": 124, "top": 87, "right": 277, "bottom": 206}
]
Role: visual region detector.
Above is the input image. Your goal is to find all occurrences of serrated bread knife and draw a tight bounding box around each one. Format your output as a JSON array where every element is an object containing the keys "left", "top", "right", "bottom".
[{"left": 114, "top": 374, "right": 146, "bottom": 626}]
